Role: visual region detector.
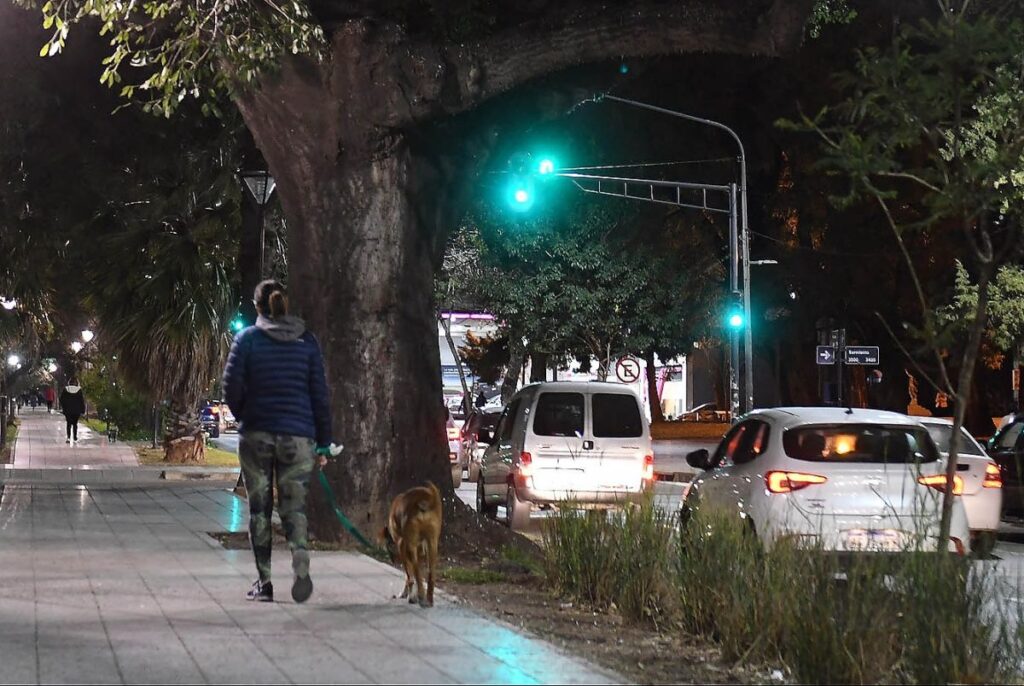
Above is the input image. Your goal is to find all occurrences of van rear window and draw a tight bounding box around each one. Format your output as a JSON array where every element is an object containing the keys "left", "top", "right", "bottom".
[
  {"left": 593, "top": 394, "right": 643, "bottom": 438},
  {"left": 533, "top": 393, "right": 584, "bottom": 437},
  {"left": 782, "top": 424, "right": 938, "bottom": 464}
]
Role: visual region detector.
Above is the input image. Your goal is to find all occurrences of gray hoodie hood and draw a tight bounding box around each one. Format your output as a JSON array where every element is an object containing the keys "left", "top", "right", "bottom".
[
  {"left": 256, "top": 315, "right": 306, "bottom": 342},
  {"left": 64, "top": 386, "right": 82, "bottom": 394}
]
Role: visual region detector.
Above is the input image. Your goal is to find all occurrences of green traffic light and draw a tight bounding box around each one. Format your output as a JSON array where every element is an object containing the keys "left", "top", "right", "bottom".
[
  {"left": 728, "top": 313, "right": 744, "bottom": 329},
  {"left": 231, "top": 318, "right": 245, "bottom": 332},
  {"left": 514, "top": 188, "right": 530, "bottom": 203},
  {"left": 538, "top": 159, "right": 555, "bottom": 175}
]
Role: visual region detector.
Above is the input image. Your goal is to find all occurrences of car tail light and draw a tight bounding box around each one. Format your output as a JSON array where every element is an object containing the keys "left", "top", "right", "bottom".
[
  {"left": 518, "top": 451, "right": 533, "bottom": 477},
  {"left": 765, "top": 471, "right": 827, "bottom": 494},
  {"left": 917, "top": 473, "right": 964, "bottom": 496},
  {"left": 446, "top": 427, "right": 460, "bottom": 441},
  {"left": 642, "top": 454, "right": 654, "bottom": 481},
  {"left": 983, "top": 462, "right": 1003, "bottom": 489}
]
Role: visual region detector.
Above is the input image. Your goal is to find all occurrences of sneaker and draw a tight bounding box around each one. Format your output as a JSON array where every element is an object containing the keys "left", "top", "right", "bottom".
[
  {"left": 246, "top": 580, "right": 274, "bottom": 602},
  {"left": 65, "top": 439, "right": 71, "bottom": 445},
  {"left": 291, "top": 549, "right": 313, "bottom": 603}
]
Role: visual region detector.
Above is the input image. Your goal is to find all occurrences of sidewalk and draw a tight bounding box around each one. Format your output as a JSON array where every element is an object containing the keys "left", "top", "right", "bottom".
[
  {"left": 0, "top": 412, "right": 617, "bottom": 684},
  {"left": 12, "top": 410, "right": 137, "bottom": 469}
]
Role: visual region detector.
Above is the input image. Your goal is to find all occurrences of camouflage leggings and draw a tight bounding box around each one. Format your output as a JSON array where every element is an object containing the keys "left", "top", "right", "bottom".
[{"left": 239, "top": 431, "right": 315, "bottom": 583}]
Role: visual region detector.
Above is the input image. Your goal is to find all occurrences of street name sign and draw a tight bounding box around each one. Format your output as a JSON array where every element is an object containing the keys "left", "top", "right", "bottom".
[
  {"left": 845, "top": 346, "right": 880, "bottom": 365},
  {"left": 816, "top": 346, "right": 836, "bottom": 365}
]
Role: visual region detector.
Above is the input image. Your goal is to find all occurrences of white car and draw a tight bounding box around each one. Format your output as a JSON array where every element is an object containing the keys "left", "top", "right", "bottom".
[
  {"left": 477, "top": 382, "right": 654, "bottom": 531},
  {"left": 918, "top": 417, "right": 1003, "bottom": 556},
  {"left": 683, "top": 407, "right": 972, "bottom": 556}
]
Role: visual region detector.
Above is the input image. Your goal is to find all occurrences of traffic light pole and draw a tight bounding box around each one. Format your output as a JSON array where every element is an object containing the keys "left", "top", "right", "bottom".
[
  {"left": 551, "top": 170, "right": 742, "bottom": 421},
  {"left": 598, "top": 95, "right": 754, "bottom": 413}
]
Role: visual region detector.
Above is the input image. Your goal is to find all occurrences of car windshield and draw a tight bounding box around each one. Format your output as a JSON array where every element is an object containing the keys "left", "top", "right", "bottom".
[
  {"left": 922, "top": 424, "right": 986, "bottom": 456},
  {"left": 782, "top": 424, "right": 938, "bottom": 464}
]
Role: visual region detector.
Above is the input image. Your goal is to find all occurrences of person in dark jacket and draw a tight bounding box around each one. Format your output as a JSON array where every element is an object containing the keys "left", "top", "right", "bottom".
[
  {"left": 222, "top": 279, "right": 332, "bottom": 604},
  {"left": 59, "top": 380, "right": 86, "bottom": 444}
]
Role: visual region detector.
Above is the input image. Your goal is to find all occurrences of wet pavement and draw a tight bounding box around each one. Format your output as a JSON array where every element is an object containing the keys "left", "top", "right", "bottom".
[{"left": 0, "top": 413, "right": 618, "bottom": 685}]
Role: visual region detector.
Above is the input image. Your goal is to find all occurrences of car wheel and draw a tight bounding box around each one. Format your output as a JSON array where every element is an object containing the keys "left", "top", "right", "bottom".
[
  {"left": 450, "top": 464, "right": 463, "bottom": 489},
  {"left": 477, "top": 479, "right": 498, "bottom": 519},
  {"left": 506, "top": 484, "right": 532, "bottom": 532},
  {"left": 467, "top": 463, "right": 480, "bottom": 483},
  {"left": 972, "top": 531, "right": 997, "bottom": 559},
  {"left": 210, "top": 427, "right": 220, "bottom": 439}
]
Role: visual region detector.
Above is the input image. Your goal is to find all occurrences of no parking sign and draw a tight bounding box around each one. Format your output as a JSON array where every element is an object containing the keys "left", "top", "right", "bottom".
[{"left": 615, "top": 355, "right": 641, "bottom": 383}]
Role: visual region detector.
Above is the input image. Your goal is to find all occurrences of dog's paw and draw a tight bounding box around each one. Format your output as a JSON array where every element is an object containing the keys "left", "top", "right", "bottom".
[
  {"left": 419, "top": 598, "right": 433, "bottom": 609},
  {"left": 407, "top": 594, "right": 419, "bottom": 605}
]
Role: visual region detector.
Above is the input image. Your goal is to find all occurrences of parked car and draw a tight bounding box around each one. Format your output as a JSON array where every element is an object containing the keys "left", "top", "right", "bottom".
[
  {"left": 446, "top": 409, "right": 462, "bottom": 488},
  {"left": 460, "top": 407, "right": 503, "bottom": 482},
  {"left": 919, "top": 417, "right": 1003, "bottom": 556},
  {"left": 683, "top": 407, "right": 972, "bottom": 556},
  {"left": 477, "top": 382, "right": 654, "bottom": 531},
  {"left": 199, "top": 402, "right": 223, "bottom": 438},
  {"left": 985, "top": 417, "right": 1024, "bottom": 520}
]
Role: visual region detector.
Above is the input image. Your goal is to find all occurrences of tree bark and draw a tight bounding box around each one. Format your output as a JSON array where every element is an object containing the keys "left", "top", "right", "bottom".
[
  {"left": 163, "top": 398, "right": 204, "bottom": 463},
  {"left": 645, "top": 349, "right": 665, "bottom": 422},
  {"left": 501, "top": 335, "right": 525, "bottom": 403}
]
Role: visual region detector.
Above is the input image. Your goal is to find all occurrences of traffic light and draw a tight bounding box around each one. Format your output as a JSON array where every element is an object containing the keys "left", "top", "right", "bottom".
[
  {"left": 537, "top": 158, "right": 556, "bottom": 176},
  {"left": 725, "top": 296, "right": 745, "bottom": 331},
  {"left": 506, "top": 152, "right": 536, "bottom": 212},
  {"left": 230, "top": 316, "right": 245, "bottom": 333}
]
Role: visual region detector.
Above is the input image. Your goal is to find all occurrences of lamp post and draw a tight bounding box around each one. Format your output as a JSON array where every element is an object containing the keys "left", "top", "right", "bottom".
[
  {"left": 599, "top": 95, "right": 755, "bottom": 413},
  {"left": 240, "top": 170, "right": 277, "bottom": 279}
]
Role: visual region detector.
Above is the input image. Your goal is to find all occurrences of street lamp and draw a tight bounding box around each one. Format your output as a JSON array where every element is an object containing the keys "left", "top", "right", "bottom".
[
  {"left": 70, "top": 341, "right": 83, "bottom": 354},
  {"left": 6, "top": 354, "right": 20, "bottom": 367},
  {"left": 0, "top": 298, "right": 16, "bottom": 311},
  {"left": 47, "top": 362, "right": 57, "bottom": 373},
  {"left": 81, "top": 329, "right": 95, "bottom": 343},
  {"left": 240, "top": 169, "right": 277, "bottom": 278}
]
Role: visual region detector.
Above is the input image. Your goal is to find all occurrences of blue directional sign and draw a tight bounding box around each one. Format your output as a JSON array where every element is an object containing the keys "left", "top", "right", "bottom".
[
  {"left": 845, "top": 346, "right": 880, "bottom": 365},
  {"left": 816, "top": 346, "right": 836, "bottom": 365}
]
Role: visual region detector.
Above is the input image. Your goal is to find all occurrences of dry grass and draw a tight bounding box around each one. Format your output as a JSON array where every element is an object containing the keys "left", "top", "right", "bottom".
[{"left": 132, "top": 442, "right": 239, "bottom": 467}]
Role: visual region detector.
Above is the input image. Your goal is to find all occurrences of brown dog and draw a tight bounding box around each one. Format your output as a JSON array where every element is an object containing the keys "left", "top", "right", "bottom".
[{"left": 380, "top": 482, "right": 442, "bottom": 607}]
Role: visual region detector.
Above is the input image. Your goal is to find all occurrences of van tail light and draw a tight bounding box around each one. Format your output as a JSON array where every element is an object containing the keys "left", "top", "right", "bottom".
[
  {"left": 983, "top": 462, "right": 1003, "bottom": 489},
  {"left": 765, "top": 471, "right": 827, "bottom": 494},
  {"left": 518, "top": 452, "right": 534, "bottom": 477},
  {"left": 446, "top": 427, "right": 460, "bottom": 441},
  {"left": 641, "top": 455, "right": 655, "bottom": 482},
  {"left": 918, "top": 473, "right": 964, "bottom": 496}
]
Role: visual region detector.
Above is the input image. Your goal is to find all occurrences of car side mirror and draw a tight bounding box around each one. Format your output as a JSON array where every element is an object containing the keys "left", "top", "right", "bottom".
[
  {"left": 478, "top": 428, "right": 493, "bottom": 444},
  {"left": 686, "top": 448, "right": 713, "bottom": 471}
]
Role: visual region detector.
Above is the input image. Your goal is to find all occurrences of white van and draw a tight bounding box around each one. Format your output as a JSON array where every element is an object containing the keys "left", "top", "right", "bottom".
[{"left": 475, "top": 382, "right": 654, "bottom": 530}]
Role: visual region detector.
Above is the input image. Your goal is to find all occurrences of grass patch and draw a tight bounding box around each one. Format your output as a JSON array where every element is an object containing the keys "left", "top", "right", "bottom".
[
  {"left": 132, "top": 442, "right": 239, "bottom": 467},
  {"left": 442, "top": 567, "right": 509, "bottom": 584},
  {"left": 500, "top": 544, "right": 544, "bottom": 576},
  {"left": 543, "top": 499, "right": 1024, "bottom": 684},
  {"left": 1, "top": 419, "right": 19, "bottom": 463}
]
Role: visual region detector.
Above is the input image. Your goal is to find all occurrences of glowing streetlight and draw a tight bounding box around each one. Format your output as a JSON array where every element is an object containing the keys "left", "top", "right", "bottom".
[
  {"left": 47, "top": 362, "right": 57, "bottom": 373},
  {"left": 0, "top": 298, "right": 16, "bottom": 311},
  {"left": 6, "top": 354, "right": 20, "bottom": 367},
  {"left": 71, "top": 341, "right": 83, "bottom": 354},
  {"left": 81, "top": 330, "right": 95, "bottom": 343}
]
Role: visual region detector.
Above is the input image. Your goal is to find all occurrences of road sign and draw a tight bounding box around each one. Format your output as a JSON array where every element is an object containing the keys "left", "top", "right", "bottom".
[
  {"left": 816, "top": 346, "right": 836, "bottom": 365},
  {"left": 615, "top": 355, "right": 641, "bottom": 383},
  {"left": 845, "top": 346, "right": 880, "bottom": 365}
]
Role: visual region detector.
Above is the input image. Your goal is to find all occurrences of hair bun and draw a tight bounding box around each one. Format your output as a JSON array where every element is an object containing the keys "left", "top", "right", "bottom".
[{"left": 268, "top": 290, "right": 288, "bottom": 317}]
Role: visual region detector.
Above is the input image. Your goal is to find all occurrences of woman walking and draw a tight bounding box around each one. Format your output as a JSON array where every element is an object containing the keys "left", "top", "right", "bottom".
[
  {"left": 222, "top": 280, "right": 333, "bottom": 603},
  {"left": 59, "top": 380, "right": 86, "bottom": 444}
]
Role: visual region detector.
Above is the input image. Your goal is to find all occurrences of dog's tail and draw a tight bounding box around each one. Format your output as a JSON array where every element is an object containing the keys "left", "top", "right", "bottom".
[{"left": 420, "top": 480, "right": 442, "bottom": 512}]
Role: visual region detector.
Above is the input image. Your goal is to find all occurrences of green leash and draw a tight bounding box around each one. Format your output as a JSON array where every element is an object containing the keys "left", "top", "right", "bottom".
[{"left": 316, "top": 468, "right": 384, "bottom": 555}]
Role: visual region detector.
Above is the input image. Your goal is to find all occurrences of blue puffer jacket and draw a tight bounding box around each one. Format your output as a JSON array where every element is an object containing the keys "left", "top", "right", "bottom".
[{"left": 222, "top": 315, "right": 332, "bottom": 446}]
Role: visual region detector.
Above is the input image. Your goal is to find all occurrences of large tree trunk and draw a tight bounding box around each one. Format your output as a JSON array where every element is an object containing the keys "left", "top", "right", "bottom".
[
  {"left": 501, "top": 335, "right": 525, "bottom": 403},
  {"left": 645, "top": 349, "right": 665, "bottom": 422}
]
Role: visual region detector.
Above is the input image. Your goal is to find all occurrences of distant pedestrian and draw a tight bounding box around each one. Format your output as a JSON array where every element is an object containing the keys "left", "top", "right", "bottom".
[
  {"left": 43, "top": 386, "right": 56, "bottom": 414},
  {"left": 59, "top": 380, "right": 86, "bottom": 445},
  {"left": 998, "top": 403, "right": 1018, "bottom": 431},
  {"left": 223, "top": 279, "right": 333, "bottom": 604},
  {"left": 29, "top": 393, "right": 37, "bottom": 410}
]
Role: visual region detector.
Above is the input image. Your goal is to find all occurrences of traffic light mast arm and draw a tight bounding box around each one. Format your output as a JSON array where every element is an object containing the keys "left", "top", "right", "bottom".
[{"left": 554, "top": 172, "right": 732, "bottom": 215}]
